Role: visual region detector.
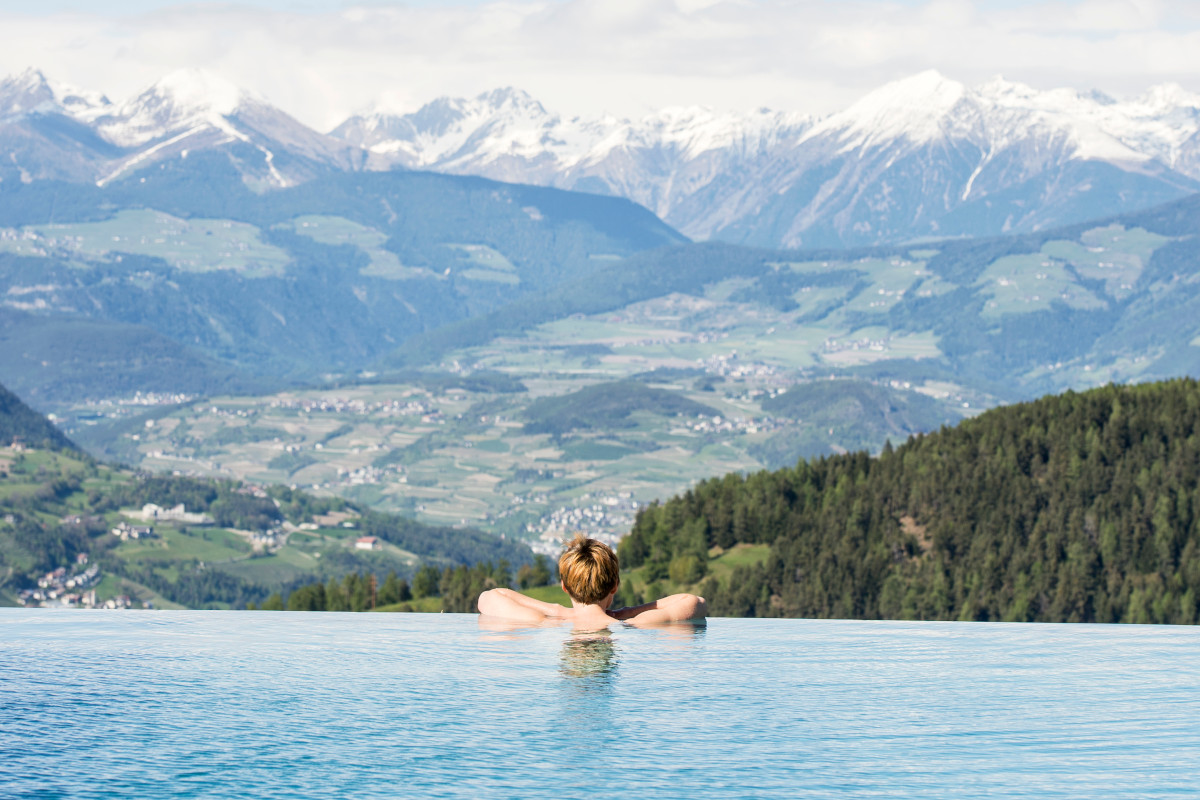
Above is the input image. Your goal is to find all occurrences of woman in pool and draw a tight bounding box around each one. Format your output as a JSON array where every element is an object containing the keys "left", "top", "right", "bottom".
[{"left": 477, "top": 533, "right": 707, "bottom": 627}]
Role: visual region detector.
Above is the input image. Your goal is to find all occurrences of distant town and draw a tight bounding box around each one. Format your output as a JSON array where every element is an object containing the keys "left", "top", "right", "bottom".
[{"left": 18, "top": 557, "right": 137, "bottom": 610}]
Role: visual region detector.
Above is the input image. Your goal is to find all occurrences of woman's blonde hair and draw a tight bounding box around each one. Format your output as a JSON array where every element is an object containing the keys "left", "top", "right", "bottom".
[{"left": 558, "top": 533, "right": 620, "bottom": 604}]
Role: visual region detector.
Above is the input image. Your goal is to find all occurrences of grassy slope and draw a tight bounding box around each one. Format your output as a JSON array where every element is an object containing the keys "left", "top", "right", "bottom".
[{"left": 0, "top": 444, "right": 532, "bottom": 608}]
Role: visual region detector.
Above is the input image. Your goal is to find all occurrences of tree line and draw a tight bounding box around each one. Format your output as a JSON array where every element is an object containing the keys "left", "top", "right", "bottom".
[
  {"left": 621, "top": 378, "right": 1200, "bottom": 624},
  {"left": 254, "top": 555, "right": 555, "bottom": 613}
]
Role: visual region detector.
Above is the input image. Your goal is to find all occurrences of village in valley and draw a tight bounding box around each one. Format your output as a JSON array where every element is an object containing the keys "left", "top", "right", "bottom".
[
  {"left": 18, "top": 501, "right": 217, "bottom": 608},
  {"left": 51, "top": 270, "right": 977, "bottom": 559},
  {"left": 18, "top": 558, "right": 120, "bottom": 609},
  {"left": 15, "top": 245, "right": 1000, "bottom": 603}
]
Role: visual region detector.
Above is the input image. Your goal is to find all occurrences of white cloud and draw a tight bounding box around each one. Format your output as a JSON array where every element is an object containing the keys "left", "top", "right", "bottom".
[{"left": 0, "top": 0, "right": 1198, "bottom": 130}]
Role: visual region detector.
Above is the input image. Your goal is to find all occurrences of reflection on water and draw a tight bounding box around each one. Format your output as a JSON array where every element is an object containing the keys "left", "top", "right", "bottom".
[
  {"left": 556, "top": 632, "right": 619, "bottom": 745},
  {"left": 559, "top": 632, "right": 619, "bottom": 687}
]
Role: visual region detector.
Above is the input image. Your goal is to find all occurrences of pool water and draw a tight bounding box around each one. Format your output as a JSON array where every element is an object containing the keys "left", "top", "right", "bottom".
[{"left": 2, "top": 610, "right": 1198, "bottom": 798}]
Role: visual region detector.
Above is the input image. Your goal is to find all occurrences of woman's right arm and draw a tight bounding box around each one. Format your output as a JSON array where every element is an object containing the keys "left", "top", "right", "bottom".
[{"left": 477, "top": 588, "right": 567, "bottom": 622}]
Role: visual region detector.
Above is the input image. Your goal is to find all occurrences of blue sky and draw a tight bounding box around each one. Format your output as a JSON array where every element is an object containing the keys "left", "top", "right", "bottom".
[{"left": 1, "top": 0, "right": 1196, "bottom": 129}]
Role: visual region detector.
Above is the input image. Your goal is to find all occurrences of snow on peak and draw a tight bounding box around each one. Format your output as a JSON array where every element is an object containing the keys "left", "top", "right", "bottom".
[
  {"left": 974, "top": 75, "right": 1040, "bottom": 103},
  {"left": 0, "top": 68, "right": 56, "bottom": 116},
  {"left": 343, "top": 69, "right": 1195, "bottom": 177},
  {"left": 959, "top": 77, "right": 1155, "bottom": 165},
  {"left": 48, "top": 79, "right": 112, "bottom": 120},
  {"left": 99, "top": 68, "right": 258, "bottom": 148},
  {"left": 790, "top": 70, "right": 1189, "bottom": 167},
  {"left": 1132, "top": 83, "right": 1200, "bottom": 114},
  {"left": 0, "top": 67, "right": 111, "bottom": 120},
  {"left": 336, "top": 84, "right": 817, "bottom": 172},
  {"left": 7, "top": 67, "right": 50, "bottom": 92},
  {"left": 341, "top": 87, "right": 565, "bottom": 164},
  {"left": 817, "top": 69, "right": 966, "bottom": 147},
  {"left": 959, "top": 77, "right": 1199, "bottom": 166},
  {"left": 475, "top": 87, "right": 546, "bottom": 115},
  {"left": 140, "top": 68, "right": 250, "bottom": 116},
  {"left": 880, "top": 68, "right": 964, "bottom": 102},
  {"left": 617, "top": 104, "right": 812, "bottom": 160}
]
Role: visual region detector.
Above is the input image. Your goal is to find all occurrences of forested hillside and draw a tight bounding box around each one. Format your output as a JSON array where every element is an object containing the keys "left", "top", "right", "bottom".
[
  {"left": 0, "top": 381, "right": 76, "bottom": 451},
  {"left": 0, "top": 164, "right": 685, "bottom": 404},
  {"left": 522, "top": 381, "right": 718, "bottom": 436},
  {"left": 621, "top": 379, "right": 1200, "bottom": 624}
]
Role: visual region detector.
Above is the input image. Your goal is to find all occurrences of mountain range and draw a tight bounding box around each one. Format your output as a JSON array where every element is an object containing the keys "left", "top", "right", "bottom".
[
  {"left": 5, "top": 67, "right": 1200, "bottom": 248},
  {"left": 334, "top": 72, "right": 1200, "bottom": 248}
]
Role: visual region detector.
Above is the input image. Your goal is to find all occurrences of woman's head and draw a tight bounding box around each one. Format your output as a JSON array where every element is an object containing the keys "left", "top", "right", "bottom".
[{"left": 558, "top": 534, "right": 620, "bottom": 605}]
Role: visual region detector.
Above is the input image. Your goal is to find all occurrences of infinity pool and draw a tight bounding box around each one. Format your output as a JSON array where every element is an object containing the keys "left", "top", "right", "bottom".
[{"left": 2, "top": 610, "right": 1198, "bottom": 798}]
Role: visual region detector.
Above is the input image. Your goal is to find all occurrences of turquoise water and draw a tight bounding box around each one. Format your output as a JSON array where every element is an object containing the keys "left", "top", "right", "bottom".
[{"left": 2, "top": 610, "right": 1199, "bottom": 798}]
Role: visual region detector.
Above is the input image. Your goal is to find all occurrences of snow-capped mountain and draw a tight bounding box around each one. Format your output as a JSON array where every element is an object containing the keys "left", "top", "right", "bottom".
[
  {"left": 331, "top": 87, "right": 814, "bottom": 225},
  {"left": 333, "top": 71, "right": 1200, "bottom": 247},
  {"left": 714, "top": 71, "right": 1200, "bottom": 247},
  {"left": 0, "top": 67, "right": 111, "bottom": 120},
  {"left": 3, "top": 67, "right": 1200, "bottom": 247},
  {"left": 89, "top": 68, "right": 364, "bottom": 187},
  {"left": 0, "top": 68, "right": 361, "bottom": 188},
  {"left": 0, "top": 68, "right": 118, "bottom": 182}
]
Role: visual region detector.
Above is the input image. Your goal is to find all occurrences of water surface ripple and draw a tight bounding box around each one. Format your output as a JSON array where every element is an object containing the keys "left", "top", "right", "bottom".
[{"left": 2, "top": 611, "right": 1198, "bottom": 798}]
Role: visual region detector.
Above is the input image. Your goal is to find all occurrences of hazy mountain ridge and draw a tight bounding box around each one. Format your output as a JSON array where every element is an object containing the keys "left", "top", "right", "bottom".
[{"left": 388, "top": 189, "right": 1200, "bottom": 387}]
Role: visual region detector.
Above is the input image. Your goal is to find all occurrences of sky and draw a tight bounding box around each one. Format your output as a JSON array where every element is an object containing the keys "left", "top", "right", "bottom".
[{"left": 1, "top": 0, "right": 1198, "bottom": 131}]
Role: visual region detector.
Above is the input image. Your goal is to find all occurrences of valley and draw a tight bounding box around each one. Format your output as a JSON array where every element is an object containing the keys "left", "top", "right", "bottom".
[
  {"left": 2, "top": 55, "right": 1200, "bottom": 624},
  {"left": 53, "top": 202, "right": 1200, "bottom": 557},
  {"left": 62, "top": 275, "right": 972, "bottom": 553},
  {"left": 5, "top": 63, "right": 1200, "bottom": 613}
]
